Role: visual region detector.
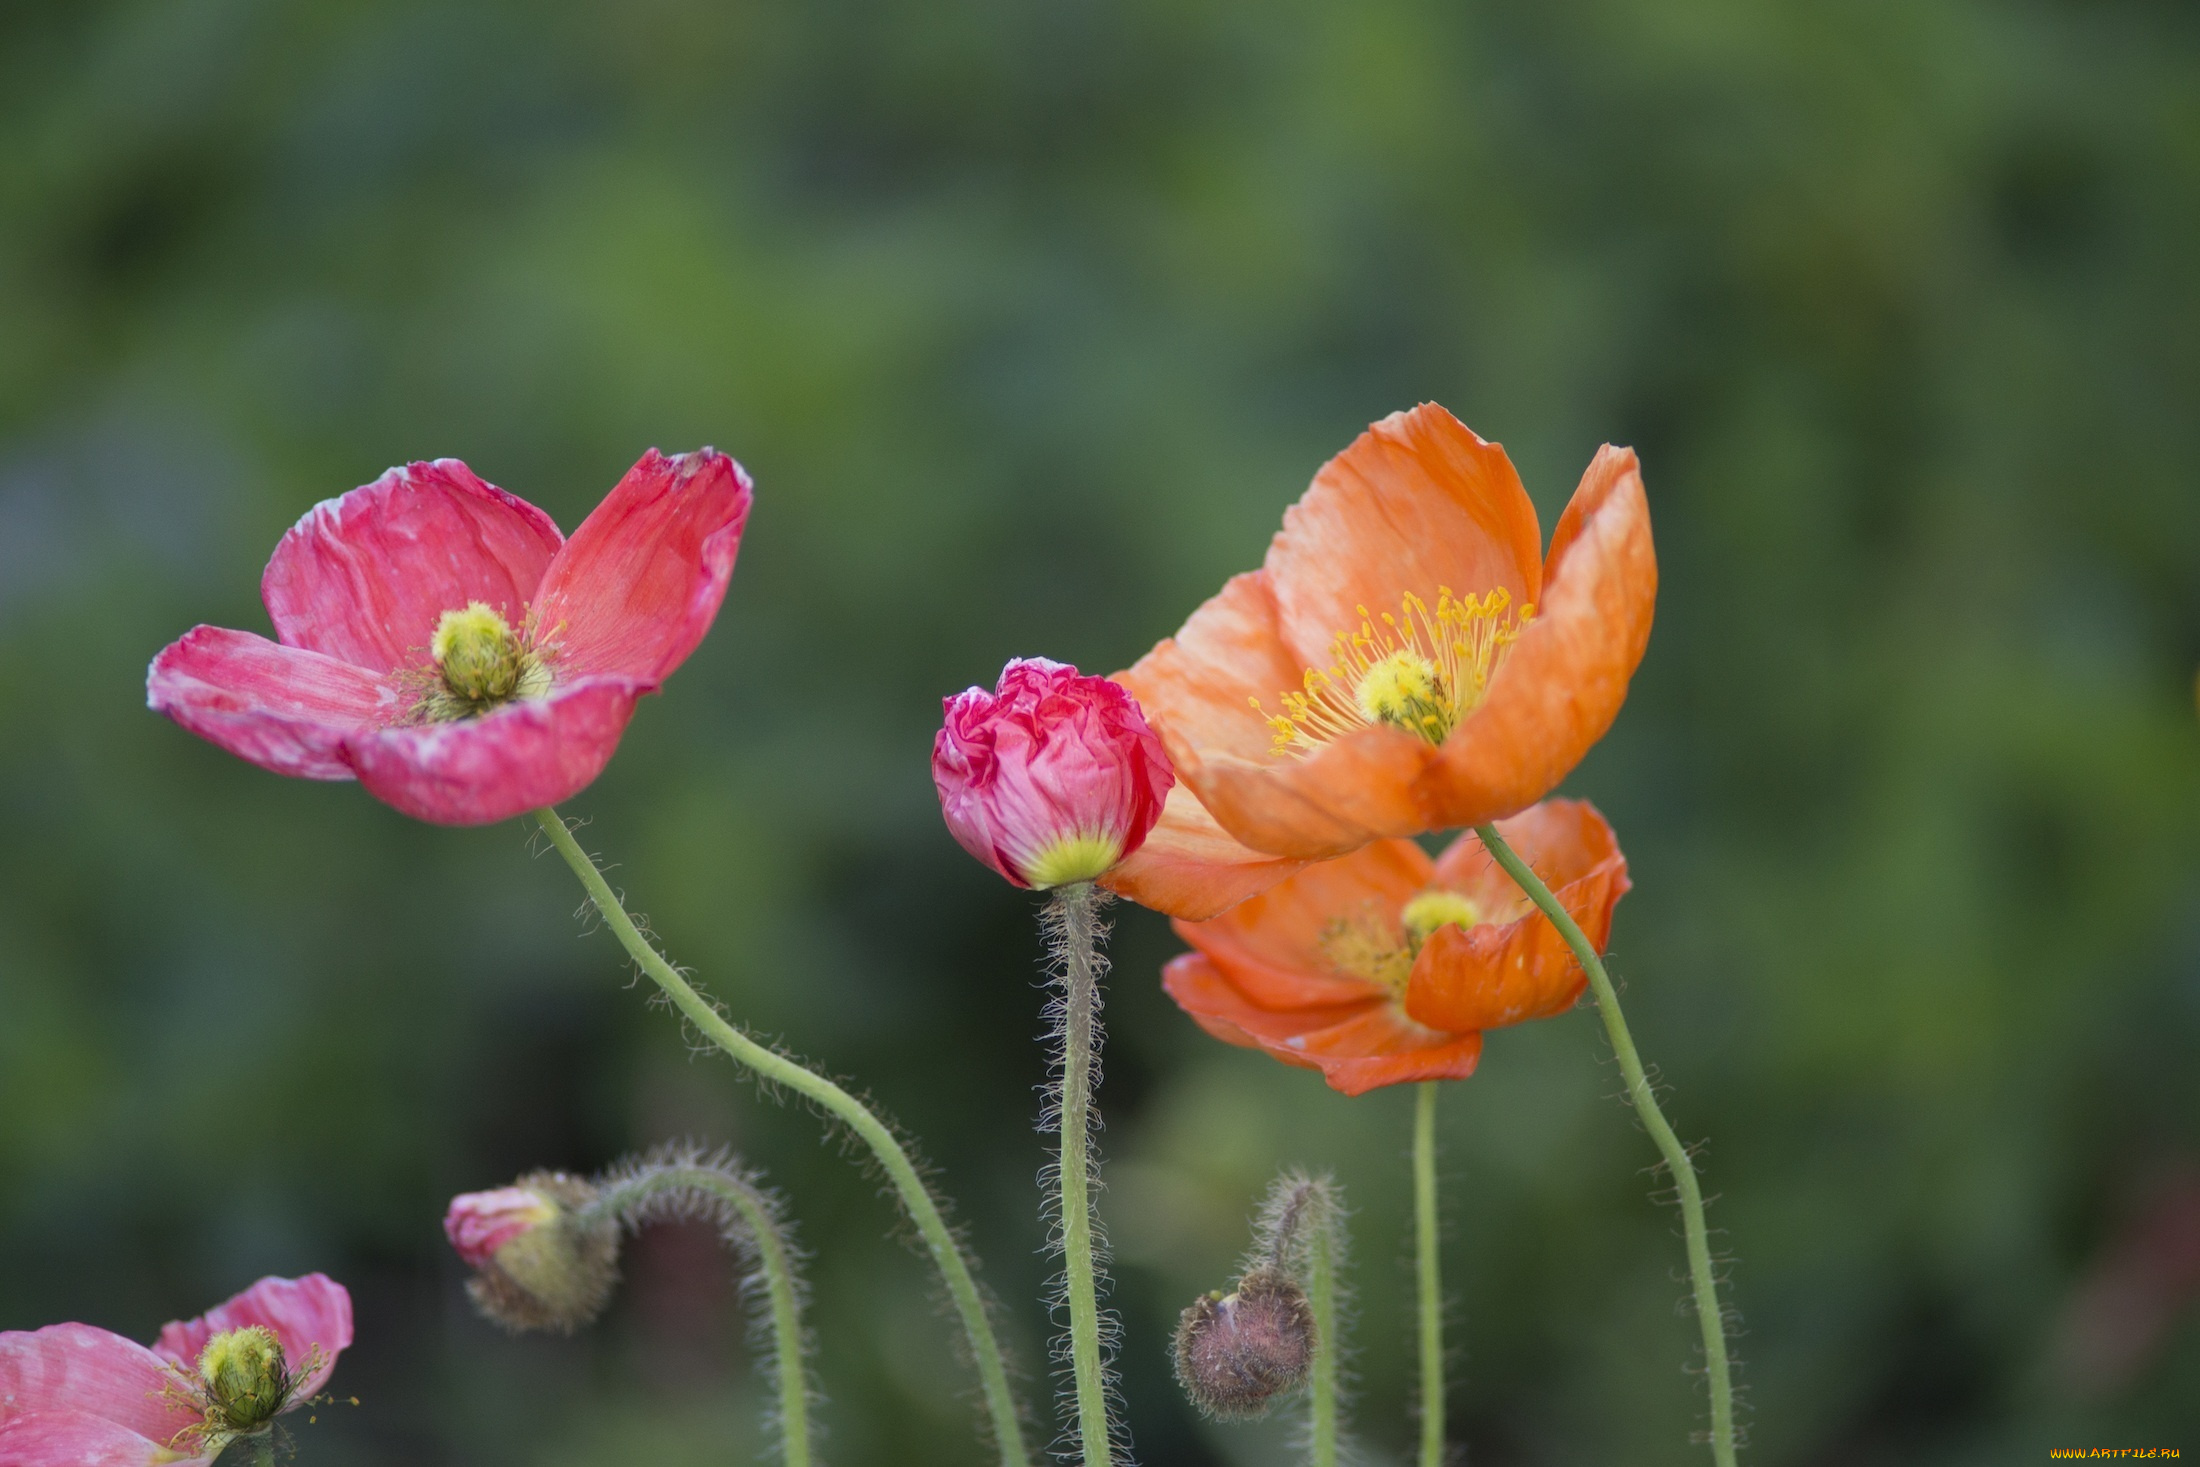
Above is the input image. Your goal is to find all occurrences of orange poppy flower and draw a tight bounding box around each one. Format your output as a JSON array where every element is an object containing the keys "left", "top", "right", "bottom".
[
  {"left": 1161, "top": 799, "right": 1629, "bottom": 1096},
  {"left": 1105, "top": 404, "right": 1653, "bottom": 919}
]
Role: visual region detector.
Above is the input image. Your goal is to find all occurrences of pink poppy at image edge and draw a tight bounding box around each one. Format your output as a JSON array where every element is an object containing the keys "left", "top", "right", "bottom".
[
  {"left": 0, "top": 1274, "right": 352, "bottom": 1467},
  {"left": 147, "top": 449, "right": 752, "bottom": 825}
]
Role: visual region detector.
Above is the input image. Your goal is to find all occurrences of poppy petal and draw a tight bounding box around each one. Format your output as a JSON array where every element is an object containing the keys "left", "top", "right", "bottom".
[
  {"left": 1162, "top": 955, "right": 1481, "bottom": 1097},
  {"left": 529, "top": 449, "right": 752, "bottom": 683},
  {"left": 1099, "top": 784, "right": 1307, "bottom": 920},
  {"left": 0, "top": 1410, "right": 210, "bottom": 1467},
  {"left": 1414, "top": 445, "right": 1655, "bottom": 828},
  {"left": 152, "top": 1275, "right": 353, "bottom": 1405},
  {"left": 1191, "top": 726, "right": 1434, "bottom": 859},
  {"left": 1176, "top": 838, "right": 1431, "bottom": 1007},
  {"left": 147, "top": 627, "right": 399, "bottom": 780},
  {"left": 262, "top": 460, "right": 563, "bottom": 676},
  {"left": 341, "top": 675, "right": 646, "bottom": 825},
  {"left": 0, "top": 1326, "right": 197, "bottom": 1448},
  {"left": 1266, "top": 403, "right": 1543, "bottom": 670},
  {"left": 1119, "top": 571, "right": 1305, "bottom": 769},
  {"left": 1406, "top": 801, "right": 1631, "bottom": 1033}
]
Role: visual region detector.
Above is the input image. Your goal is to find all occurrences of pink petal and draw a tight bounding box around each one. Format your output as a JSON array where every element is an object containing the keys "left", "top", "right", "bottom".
[
  {"left": 261, "top": 459, "right": 564, "bottom": 676},
  {"left": 530, "top": 449, "right": 752, "bottom": 683},
  {"left": 0, "top": 1325, "right": 199, "bottom": 1448},
  {"left": 146, "top": 627, "right": 400, "bottom": 780},
  {"left": 152, "top": 1275, "right": 352, "bottom": 1405},
  {"left": 341, "top": 675, "right": 645, "bottom": 825},
  {"left": 0, "top": 1410, "right": 211, "bottom": 1467}
]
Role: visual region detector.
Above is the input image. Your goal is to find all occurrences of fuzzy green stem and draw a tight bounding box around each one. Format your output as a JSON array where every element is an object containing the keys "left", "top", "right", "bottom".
[
  {"left": 1413, "top": 1081, "right": 1444, "bottom": 1467},
  {"left": 1048, "top": 882, "right": 1115, "bottom": 1467},
  {"left": 588, "top": 1164, "right": 813, "bottom": 1467},
  {"left": 534, "top": 808, "right": 1031, "bottom": 1467},
  {"left": 1305, "top": 1195, "right": 1340, "bottom": 1467},
  {"left": 1475, "top": 822, "right": 1737, "bottom": 1467},
  {"left": 251, "top": 1436, "right": 275, "bottom": 1467}
]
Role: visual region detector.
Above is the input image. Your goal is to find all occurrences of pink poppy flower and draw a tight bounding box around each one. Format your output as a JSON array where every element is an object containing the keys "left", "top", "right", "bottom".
[
  {"left": 0, "top": 1274, "right": 353, "bottom": 1465},
  {"left": 933, "top": 658, "right": 1175, "bottom": 889},
  {"left": 148, "top": 449, "right": 752, "bottom": 825}
]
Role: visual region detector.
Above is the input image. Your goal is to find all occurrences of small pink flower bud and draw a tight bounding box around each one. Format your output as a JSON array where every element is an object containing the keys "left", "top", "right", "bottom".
[
  {"left": 1172, "top": 1267, "right": 1316, "bottom": 1419},
  {"left": 444, "top": 1172, "right": 620, "bottom": 1333},
  {"left": 932, "top": 657, "right": 1174, "bottom": 889}
]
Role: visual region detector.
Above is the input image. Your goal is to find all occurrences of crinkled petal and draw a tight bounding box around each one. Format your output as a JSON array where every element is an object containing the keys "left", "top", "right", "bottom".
[
  {"left": 1413, "top": 446, "right": 1655, "bottom": 828},
  {"left": 1163, "top": 955, "right": 1481, "bottom": 1097},
  {"left": 530, "top": 449, "right": 752, "bottom": 683},
  {"left": 1190, "top": 729, "right": 1434, "bottom": 859},
  {"left": 1100, "top": 784, "right": 1307, "bottom": 920},
  {"left": 262, "top": 460, "right": 563, "bottom": 676},
  {"left": 1174, "top": 838, "right": 1431, "bottom": 1007},
  {"left": 340, "top": 676, "right": 645, "bottom": 826},
  {"left": 146, "top": 627, "right": 400, "bottom": 780},
  {"left": 152, "top": 1275, "right": 352, "bottom": 1405},
  {"left": 1406, "top": 801, "right": 1631, "bottom": 1033},
  {"left": 1266, "top": 403, "right": 1543, "bottom": 670},
  {"left": 0, "top": 1326, "right": 197, "bottom": 1448},
  {"left": 1118, "top": 571, "right": 1303, "bottom": 770},
  {"left": 0, "top": 1411, "right": 209, "bottom": 1467}
]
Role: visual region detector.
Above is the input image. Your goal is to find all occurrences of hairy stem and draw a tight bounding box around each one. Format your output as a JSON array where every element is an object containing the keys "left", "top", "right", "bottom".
[
  {"left": 251, "top": 1436, "right": 275, "bottom": 1467},
  {"left": 1046, "top": 881, "right": 1115, "bottom": 1467},
  {"left": 1413, "top": 1082, "right": 1444, "bottom": 1467},
  {"left": 588, "top": 1157, "right": 813, "bottom": 1467},
  {"left": 534, "top": 808, "right": 1031, "bottom": 1467},
  {"left": 1474, "top": 822, "right": 1737, "bottom": 1467},
  {"left": 1303, "top": 1187, "right": 1341, "bottom": 1467}
]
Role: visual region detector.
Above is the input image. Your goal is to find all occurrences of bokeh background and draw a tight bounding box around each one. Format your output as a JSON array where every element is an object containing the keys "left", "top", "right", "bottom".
[{"left": 3, "top": 1, "right": 2198, "bottom": 1463}]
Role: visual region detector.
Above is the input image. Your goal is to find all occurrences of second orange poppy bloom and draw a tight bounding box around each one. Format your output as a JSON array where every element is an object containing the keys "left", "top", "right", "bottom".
[{"left": 1162, "top": 799, "right": 1629, "bottom": 1096}]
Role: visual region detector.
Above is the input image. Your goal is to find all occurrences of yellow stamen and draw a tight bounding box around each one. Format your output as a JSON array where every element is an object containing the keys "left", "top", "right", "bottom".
[
  {"left": 414, "top": 601, "right": 551, "bottom": 721},
  {"left": 1401, "top": 889, "right": 1481, "bottom": 945},
  {"left": 1253, "top": 587, "right": 1533, "bottom": 756}
]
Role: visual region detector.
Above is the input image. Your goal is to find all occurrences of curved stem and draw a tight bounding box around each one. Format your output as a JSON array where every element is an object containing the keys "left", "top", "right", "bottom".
[
  {"left": 1047, "top": 882, "right": 1115, "bottom": 1467},
  {"left": 1475, "top": 822, "right": 1737, "bottom": 1467},
  {"left": 534, "top": 808, "right": 1032, "bottom": 1467},
  {"left": 1304, "top": 1191, "right": 1340, "bottom": 1467},
  {"left": 589, "top": 1162, "right": 813, "bottom": 1467},
  {"left": 1412, "top": 1082, "right": 1444, "bottom": 1467}
]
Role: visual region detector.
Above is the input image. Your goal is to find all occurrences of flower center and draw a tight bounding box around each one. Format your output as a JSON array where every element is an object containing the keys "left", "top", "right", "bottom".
[
  {"left": 416, "top": 602, "right": 551, "bottom": 721},
  {"left": 1255, "top": 587, "right": 1532, "bottom": 755},
  {"left": 1319, "top": 887, "right": 1484, "bottom": 994},
  {"left": 197, "top": 1325, "right": 291, "bottom": 1434}
]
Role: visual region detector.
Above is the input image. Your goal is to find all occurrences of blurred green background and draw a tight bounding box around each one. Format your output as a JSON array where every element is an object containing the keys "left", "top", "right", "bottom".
[{"left": 3, "top": 1, "right": 2198, "bottom": 1463}]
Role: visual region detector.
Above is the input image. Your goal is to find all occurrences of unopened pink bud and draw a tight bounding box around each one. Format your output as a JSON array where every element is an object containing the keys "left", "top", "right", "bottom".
[
  {"left": 932, "top": 657, "right": 1174, "bottom": 889},
  {"left": 443, "top": 1173, "right": 619, "bottom": 1333}
]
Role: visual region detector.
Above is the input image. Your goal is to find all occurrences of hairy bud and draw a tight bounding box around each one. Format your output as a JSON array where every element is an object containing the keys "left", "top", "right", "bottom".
[
  {"left": 1172, "top": 1266, "right": 1315, "bottom": 1418},
  {"left": 444, "top": 1171, "right": 619, "bottom": 1333}
]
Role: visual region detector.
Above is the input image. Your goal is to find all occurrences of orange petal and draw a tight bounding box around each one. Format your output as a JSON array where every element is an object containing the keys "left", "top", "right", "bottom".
[
  {"left": 1101, "top": 783, "right": 1309, "bottom": 920},
  {"left": 1175, "top": 838, "right": 1430, "bottom": 1008},
  {"left": 1266, "top": 404, "right": 1543, "bottom": 670},
  {"left": 1119, "top": 572, "right": 1433, "bottom": 859},
  {"left": 1405, "top": 800, "right": 1631, "bottom": 1033},
  {"left": 1190, "top": 726, "right": 1434, "bottom": 859},
  {"left": 1162, "top": 954, "right": 1481, "bottom": 1097},
  {"left": 1414, "top": 445, "right": 1656, "bottom": 828},
  {"left": 1118, "top": 570, "right": 1301, "bottom": 769}
]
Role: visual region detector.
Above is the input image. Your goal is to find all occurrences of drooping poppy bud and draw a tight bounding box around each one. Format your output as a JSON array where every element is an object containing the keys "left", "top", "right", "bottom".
[
  {"left": 933, "top": 658, "right": 1175, "bottom": 889},
  {"left": 1172, "top": 1266, "right": 1316, "bottom": 1418},
  {"left": 444, "top": 1172, "right": 620, "bottom": 1333}
]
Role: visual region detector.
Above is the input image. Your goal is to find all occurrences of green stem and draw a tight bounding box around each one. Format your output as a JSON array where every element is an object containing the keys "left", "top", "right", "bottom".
[
  {"left": 588, "top": 1162, "right": 814, "bottom": 1467},
  {"left": 1048, "top": 882, "right": 1115, "bottom": 1467},
  {"left": 1304, "top": 1191, "right": 1340, "bottom": 1467},
  {"left": 1475, "top": 822, "right": 1737, "bottom": 1467},
  {"left": 1413, "top": 1082, "right": 1444, "bottom": 1467},
  {"left": 252, "top": 1436, "right": 275, "bottom": 1467},
  {"left": 534, "top": 808, "right": 1032, "bottom": 1467}
]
